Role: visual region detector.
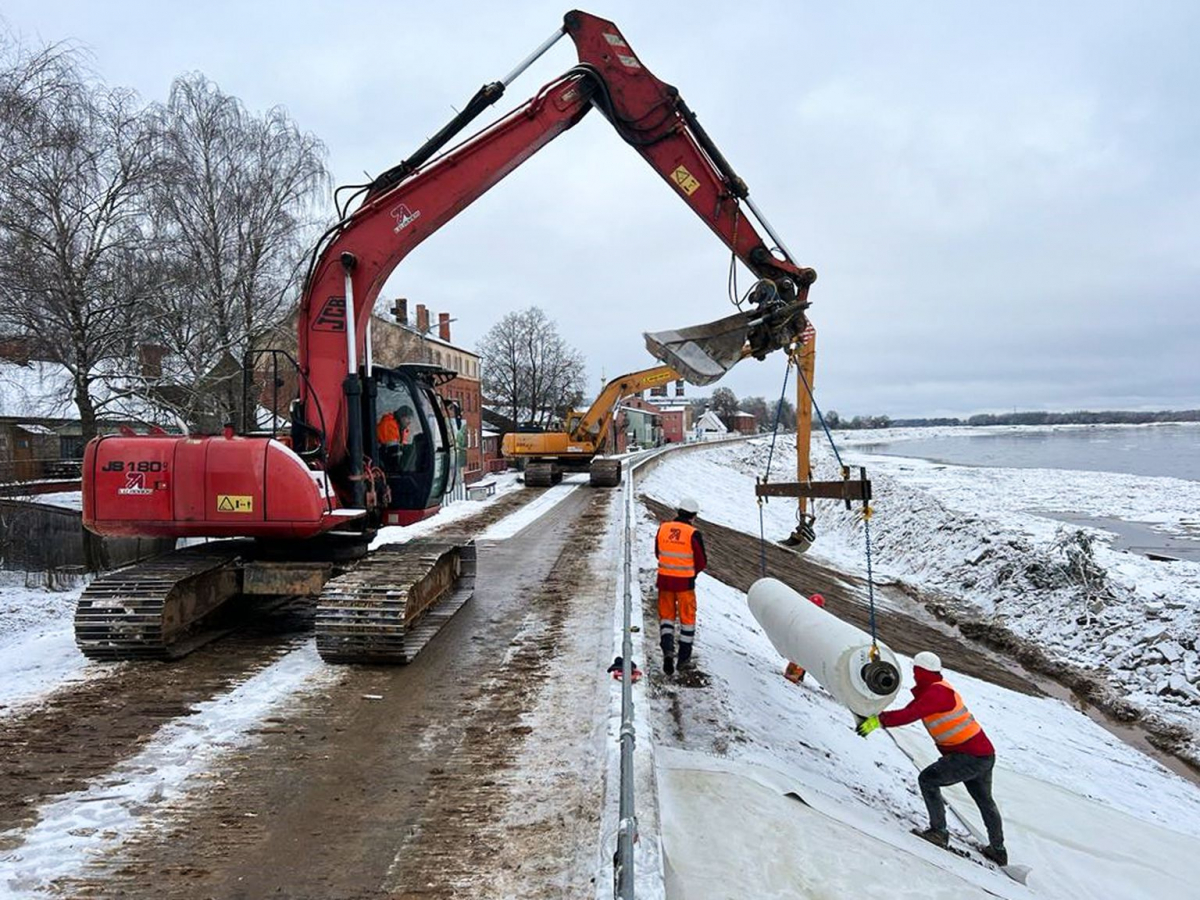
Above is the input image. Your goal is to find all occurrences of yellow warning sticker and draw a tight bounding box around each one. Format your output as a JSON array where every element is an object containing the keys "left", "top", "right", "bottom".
[
  {"left": 217, "top": 494, "right": 254, "bottom": 513},
  {"left": 671, "top": 165, "right": 701, "bottom": 196}
]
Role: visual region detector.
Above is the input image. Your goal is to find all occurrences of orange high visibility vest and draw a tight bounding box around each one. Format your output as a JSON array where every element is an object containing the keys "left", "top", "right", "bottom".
[
  {"left": 657, "top": 521, "right": 697, "bottom": 579},
  {"left": 921, "top": 681, "right": 983, "bottom": 748},
  {"left": 377, "top": 414, "right": 400, "bottom": 445}
]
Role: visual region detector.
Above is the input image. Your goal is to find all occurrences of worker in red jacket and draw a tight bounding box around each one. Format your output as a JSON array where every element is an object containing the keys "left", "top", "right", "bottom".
[
  {"left": 857, "top": 651, "right": 1008, "bottom": 866},
  {"left": 655, "top": 496, "right": 707, "bottom": 675}
]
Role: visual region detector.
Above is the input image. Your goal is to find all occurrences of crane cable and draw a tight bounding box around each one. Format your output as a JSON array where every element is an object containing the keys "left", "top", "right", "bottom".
[
  {"left": 796, "top": 361, "right": 881, "bottom": 656},
  {"left": 756, "top": 345, "right": 882, "bottom": 656},
  {"left": 758, "top": 355, "right": 794, "bottom": 577}
]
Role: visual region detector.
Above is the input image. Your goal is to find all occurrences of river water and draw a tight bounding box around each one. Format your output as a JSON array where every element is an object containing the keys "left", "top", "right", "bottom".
[
  {"left": 857, "top": 424, "right": 1200, "bottom": 561},
  {"left": 856, "top": 424, "right": 1199, "bottom": 482}
]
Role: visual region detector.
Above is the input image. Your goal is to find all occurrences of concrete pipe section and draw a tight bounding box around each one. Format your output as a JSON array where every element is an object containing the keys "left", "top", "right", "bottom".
[{"left": 747, "top": 577, "right": 901, "bottom": 717}]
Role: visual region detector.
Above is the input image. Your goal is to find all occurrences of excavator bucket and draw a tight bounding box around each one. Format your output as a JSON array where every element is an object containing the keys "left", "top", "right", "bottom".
[{"left": 643, "top": 311, "right": 753, "bottom": 386}]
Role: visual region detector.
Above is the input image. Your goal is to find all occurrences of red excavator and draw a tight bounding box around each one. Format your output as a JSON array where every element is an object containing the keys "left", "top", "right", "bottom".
[{"left": 77, "top": 10, "right": 816, "bottom": 663}]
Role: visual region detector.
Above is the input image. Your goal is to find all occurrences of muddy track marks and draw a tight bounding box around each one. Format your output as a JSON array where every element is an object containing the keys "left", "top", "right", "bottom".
[
  {"left": 0, "top": 486, "right": 546, "bottom": 839},
  {"left": 51, "top": 485, "right": 609, "bottom": 899},
  {"left": 386, "top": 488, "right": 612, "bottom": 898},
  {"left": 0, "top": 601, "right": 311, "bottom": 837}
]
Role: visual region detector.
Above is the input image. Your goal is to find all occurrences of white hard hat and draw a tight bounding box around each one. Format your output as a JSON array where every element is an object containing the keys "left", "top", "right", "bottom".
[
  {"left": 678, "top": 496, "right": 700, "bottom": 514},
  {"left": 913, "top": 651, "right": 942, "bottom": 672}
]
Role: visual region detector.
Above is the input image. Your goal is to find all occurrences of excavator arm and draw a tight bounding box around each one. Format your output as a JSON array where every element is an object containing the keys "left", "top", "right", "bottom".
[
  {"left": 569, "top": 365, "right": 679, "bottom": 445},
  {"left": 297, "top": 9, "right": 815, "bottom": 499}
]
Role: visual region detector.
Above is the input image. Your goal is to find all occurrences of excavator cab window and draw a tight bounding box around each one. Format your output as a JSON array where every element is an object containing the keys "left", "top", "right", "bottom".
[{"left": 371, "top": 366, "right": 451, "bottom": 511}]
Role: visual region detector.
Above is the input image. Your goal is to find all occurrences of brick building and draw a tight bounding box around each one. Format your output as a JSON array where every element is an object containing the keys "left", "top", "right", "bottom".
[
  {"left": 643, "top": 378, "right": 692, "bottom": 443},
  {"left": 729, "top": 410, "right": 758, "bottom": 435}
]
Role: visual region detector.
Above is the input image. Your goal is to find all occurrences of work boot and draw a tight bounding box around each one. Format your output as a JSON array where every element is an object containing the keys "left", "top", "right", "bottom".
[
  {"left": 911, "top": 827, "right": 949, "bottom": 849},
  {"left": 663, "top": 655, "right": 675, "bottom": 676},
  {"left": 981, "top": 844, "right": 1008, "bottom": 867},
  {"left": 677, "top": 643, "right": 693, "bottom": 669}
]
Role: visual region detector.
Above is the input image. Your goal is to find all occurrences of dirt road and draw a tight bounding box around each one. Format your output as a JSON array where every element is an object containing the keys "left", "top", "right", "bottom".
[
  {"left": 47, "top": 485, "right": 615, "bottom": 899},
  {"left": 0, "top": 487, "right": 546, "bottom": 846}
]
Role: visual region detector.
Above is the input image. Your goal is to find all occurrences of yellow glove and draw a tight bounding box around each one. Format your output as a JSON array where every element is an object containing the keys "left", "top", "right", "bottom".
[{"left": 856, "top": 714, "right": 881, "bottom": 737}]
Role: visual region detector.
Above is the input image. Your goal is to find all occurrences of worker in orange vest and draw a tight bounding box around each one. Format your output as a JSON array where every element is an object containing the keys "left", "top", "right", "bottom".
[
  {"left": 782, "top": 593, "right": 826, "bottom": 683},
  {"left": 655, "top": 496, "right": 707, "bottom": 675},
  {"left": 377, "top": 405, "right": 414, "bottom": 448},
  {"left": 857, "top": 651, "right": 1008, "bottom": 866}
]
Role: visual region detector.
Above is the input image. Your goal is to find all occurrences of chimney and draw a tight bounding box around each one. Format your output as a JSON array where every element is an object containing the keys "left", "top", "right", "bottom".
[
  {"left": 438, "top": 312, "right": 451, "bottom": 342},
  {"left": 139, "top": 344, "right": 166, "bottom": 379},
  {"left": 416, "top": 304, "right": 429, "bottom": 334},
  {"left": 392, "top": 297, "right": 408, "bottom": 326}
]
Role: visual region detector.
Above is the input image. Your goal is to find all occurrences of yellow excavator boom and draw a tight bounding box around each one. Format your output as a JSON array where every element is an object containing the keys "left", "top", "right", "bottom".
[{"left": 501, "top": 364, "right": 679, "bottom": 463}]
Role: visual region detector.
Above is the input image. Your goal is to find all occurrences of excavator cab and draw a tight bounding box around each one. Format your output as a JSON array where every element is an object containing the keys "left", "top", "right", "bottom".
[{"left": 369, "top": 364, "right": 454, "bottom": 525}]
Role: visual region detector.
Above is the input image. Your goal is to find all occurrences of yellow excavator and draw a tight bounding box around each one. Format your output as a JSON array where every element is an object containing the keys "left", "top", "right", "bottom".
[{"left": 501, "top": 364, "right": 681, "bottom": 487}]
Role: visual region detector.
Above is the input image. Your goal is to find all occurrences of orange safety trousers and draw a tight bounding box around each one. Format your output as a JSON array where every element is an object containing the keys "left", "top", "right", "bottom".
[{"left": 658, "top": 588, "right": 697, "bottom": 646}]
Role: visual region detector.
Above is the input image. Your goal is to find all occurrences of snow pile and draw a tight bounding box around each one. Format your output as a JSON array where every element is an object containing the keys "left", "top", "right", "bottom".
[{"left": 640, "top": 436, "right": 1200, "bottom": 761}]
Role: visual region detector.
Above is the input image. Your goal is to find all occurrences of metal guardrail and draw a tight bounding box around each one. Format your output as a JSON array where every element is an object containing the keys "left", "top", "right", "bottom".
[
  {"left": 614, "top": 461, "right": 638, "bottom": 897},
  {"left": 609, "top": 438, "right": 754, "bottom": 897}
]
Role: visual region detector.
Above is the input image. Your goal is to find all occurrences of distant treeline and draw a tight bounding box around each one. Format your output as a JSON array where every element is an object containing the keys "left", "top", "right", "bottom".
[{"left": 829, "top": 410, "right": 1200, "bottom": 429}]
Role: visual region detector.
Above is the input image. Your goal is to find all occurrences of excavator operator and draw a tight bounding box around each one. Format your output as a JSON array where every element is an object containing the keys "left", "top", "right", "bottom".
[{"left": 377, "top": 405, "right": 414, "bottom": 469}]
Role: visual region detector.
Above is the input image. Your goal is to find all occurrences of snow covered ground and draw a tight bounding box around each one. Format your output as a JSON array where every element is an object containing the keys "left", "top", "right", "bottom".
[
  {"left": 6, "top": 492, "right": 82, "bottom": 512},
  {"left": 369, "top": 471, "right": 525, "bottom": 548},
  {"left": 635, "top": 447, "right": 1200, "bottom": 898},
  {"left": 639, "top": 432, "right": 1200, "bottom": 762},
  {"left": 0, "top": 573, "right": 90, "bottom": 712},
  {"left": 0, "top": 646, "right": 335, "bottom": 897}
]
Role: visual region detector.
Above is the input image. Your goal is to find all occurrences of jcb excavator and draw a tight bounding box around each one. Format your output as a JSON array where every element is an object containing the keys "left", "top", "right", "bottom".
[
  {"left": 501, "top": 365, "right": 681, "bottom": 487},
  {"left": 77, "top": 10, "right": 816, "bottom": 664}
]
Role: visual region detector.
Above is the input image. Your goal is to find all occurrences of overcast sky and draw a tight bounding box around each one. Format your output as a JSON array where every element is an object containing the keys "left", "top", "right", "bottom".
[{"left": 5, "top": 1, "right": 1197, "bottom": 417}]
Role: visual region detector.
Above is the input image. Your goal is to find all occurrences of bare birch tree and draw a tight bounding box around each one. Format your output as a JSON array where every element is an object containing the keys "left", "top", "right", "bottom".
[
  {"left": 479, "top": 306, "right": 585, "bottom": 427},
  {"left": 147, "top": 73, "right": 329, "bottom": 427},
  {"left": 0, "top": 40, "right": 160, "bottom": 440}
]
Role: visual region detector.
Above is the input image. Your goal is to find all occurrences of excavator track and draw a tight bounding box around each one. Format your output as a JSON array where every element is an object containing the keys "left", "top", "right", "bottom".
[
  {"left": 524, "top": 463, "right": 562, "bottom": 487},
  {"left": 74, "top": 546, "right": 244, "bottom": 660},
  {"left": 588, "top": 458, "right": 622, "bottom": 488},
  {"left": 315, "top": 538, "right": 476, "bottom": 664}
]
